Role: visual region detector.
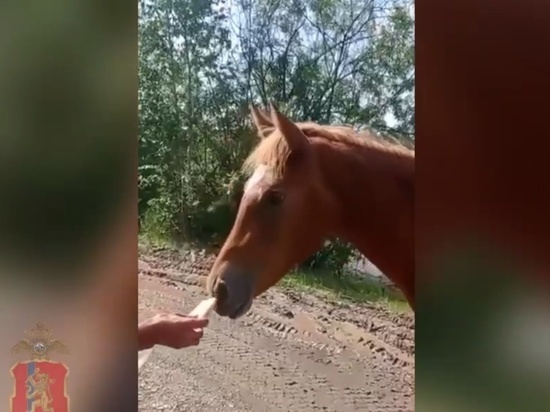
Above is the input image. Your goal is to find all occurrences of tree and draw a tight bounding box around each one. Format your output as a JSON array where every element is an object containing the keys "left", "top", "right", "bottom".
[{"left": 138, "top": 0, "right": 414, "bottom": 271}]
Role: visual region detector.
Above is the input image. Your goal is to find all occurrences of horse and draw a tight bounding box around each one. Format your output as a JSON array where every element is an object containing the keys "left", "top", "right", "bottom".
[{"left": 206, "top": 104, "right": 414, "bottom": 319}]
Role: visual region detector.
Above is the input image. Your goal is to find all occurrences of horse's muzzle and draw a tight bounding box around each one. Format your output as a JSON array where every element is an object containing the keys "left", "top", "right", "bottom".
[{"left": 210, "top": 265, "right": 255, "bottom": 319}]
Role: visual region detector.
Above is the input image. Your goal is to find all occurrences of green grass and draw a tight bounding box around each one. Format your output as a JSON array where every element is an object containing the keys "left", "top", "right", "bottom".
[
  {"left": 279, "top": 269, "right": 411, "bottom": 313},
  {"left": 138, "top": 231, "right": 213, "bottom": 253},
  {"left": 139, "top": 232, "right": 410, "bottom": 313}
]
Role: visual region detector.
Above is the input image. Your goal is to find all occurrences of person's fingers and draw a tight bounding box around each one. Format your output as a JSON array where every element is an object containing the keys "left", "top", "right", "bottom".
[
  {"left": 171, "top": 313, "right": 201, "bottom": 320},
  {"left": 174, "top": 333, "right": 198, "bottom": 349},
  {"left": 162, "top": 313, "right": 209, "bottom": 328},
  {"left": 184, "top": 317, "right": 209, "bottom": 328},
  {"left": 150, "top": 313, "right": 209, "bottom": 349},
  {"left": 185, "top": 336, "right": 200, "bottom": 347},
  {"left": 188, "top": 327, "right": 204, "bottom": 338}
]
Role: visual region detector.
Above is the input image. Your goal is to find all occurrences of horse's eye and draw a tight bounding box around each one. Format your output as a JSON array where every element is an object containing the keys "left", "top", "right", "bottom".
[{"left": 265, "top": 190, "right": 285, "bottom": 206}]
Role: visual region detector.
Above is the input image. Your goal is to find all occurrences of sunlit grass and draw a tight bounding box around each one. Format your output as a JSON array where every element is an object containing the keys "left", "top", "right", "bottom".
[
  {"left": 139, "top": 234, "right": 411, "bottom": 313},
  {"left": 279, "top": 268, "right": 411, "bottom": 313}
]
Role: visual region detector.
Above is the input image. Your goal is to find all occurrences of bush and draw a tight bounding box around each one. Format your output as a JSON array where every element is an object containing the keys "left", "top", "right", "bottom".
[
  {"left": 186, "top": 198, "right": 237, "bottom": 244},
  {"left": 140, "top": 197, "right": 179, "bottom": 242},
  {"left": 300, "top": 239, "right": 354, "bottom": 276}
]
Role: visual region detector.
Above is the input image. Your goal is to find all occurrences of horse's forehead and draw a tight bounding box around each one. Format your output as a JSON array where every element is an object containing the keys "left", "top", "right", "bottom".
[{"left": 244, "top": 164, "right": 273, "bottom": 193}]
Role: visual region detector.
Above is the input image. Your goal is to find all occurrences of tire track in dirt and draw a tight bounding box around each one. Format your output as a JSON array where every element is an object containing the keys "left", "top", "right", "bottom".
[
  {"left": 139, "top": 276, "right": 413, "bottom": 411},
  {"left": 138, "top": 247, "right": 414, "bottom": 411},
  {"left": 139, "top": 247, "right": 414, "bottom": 362}
]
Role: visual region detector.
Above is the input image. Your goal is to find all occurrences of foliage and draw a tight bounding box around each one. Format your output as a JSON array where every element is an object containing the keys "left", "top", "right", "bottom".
[
  {"left": 300, "top": 240, "right": 355, "bottom": 275},
  {"left": 138, "top": 0, "right": 415, "bottom": 272},
  {"left": 280, "top": 267, "right": 410, "bottom": 312}
]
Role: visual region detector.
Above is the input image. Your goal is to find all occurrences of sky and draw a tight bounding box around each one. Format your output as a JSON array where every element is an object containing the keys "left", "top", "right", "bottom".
[
  {"left": 145, "top": 0, "right": 414, "bottom": 130},
  {"left": 219, "top": 0, "right": 413, "bottom": 129}
]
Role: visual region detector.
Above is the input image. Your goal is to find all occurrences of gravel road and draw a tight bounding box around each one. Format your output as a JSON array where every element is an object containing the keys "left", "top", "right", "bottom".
[{"left": 138, "top": 247, "right": 414, "bottom": 412}]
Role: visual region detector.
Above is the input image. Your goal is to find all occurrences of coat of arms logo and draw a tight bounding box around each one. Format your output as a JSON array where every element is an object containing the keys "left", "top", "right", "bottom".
[{"left": 9, "top": 322, "right": 70, "bottom": 412}]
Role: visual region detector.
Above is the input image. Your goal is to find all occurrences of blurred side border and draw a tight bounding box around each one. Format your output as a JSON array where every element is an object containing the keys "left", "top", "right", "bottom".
[
  {"left": 417, "top": 0, "right": 550, "bottom": 411},
  {"left": 0, "top": 0, "right": 138, "bottom": 410}
]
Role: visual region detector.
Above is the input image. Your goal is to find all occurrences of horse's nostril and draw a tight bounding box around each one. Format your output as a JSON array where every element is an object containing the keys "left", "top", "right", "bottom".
[{"left": 213, "top": 279, "right": 229, "bottom": 303}]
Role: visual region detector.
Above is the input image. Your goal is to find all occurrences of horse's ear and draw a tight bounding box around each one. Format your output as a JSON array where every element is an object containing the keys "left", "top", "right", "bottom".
[
  {"left": 250, "top": 104, "right": 273, "bottom": 139},
  {"left": 269, "top": 103, "right": 310, "bottom": 153}
]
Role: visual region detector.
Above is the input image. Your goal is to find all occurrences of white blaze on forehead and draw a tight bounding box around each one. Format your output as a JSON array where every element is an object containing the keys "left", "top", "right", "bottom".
[{"left": 244, "top": 164, "right": 271, "bottom": 193}]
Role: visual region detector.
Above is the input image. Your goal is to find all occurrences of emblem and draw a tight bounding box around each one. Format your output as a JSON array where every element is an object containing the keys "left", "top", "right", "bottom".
[{"left": 9, "top": 322, "right": 70, "bottom": 412}]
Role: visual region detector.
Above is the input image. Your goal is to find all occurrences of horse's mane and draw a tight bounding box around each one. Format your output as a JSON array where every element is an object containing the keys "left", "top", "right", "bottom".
[{"left": 242, "top": 121, "right": 414, "bottom": 179}]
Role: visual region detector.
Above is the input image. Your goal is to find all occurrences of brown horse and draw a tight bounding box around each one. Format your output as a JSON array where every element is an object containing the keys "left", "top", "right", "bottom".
[{"left": 206, "top": 104, "right": 414, "bottom": 319}]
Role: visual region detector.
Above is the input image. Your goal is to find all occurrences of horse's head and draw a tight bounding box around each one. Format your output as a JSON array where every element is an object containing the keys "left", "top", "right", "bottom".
[{"left": 206, "top": 104, "right": 336, "bottom": 318}]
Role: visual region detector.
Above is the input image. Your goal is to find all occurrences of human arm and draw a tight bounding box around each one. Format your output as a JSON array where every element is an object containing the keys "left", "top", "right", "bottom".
[{"left": 138, "top": 313, "right": 209, "bottom": 351}]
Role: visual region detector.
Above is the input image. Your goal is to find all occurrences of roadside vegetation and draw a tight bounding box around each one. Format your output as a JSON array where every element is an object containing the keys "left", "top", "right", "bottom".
[
  {"left": 139, "top": 0, "right": 414, "bottom": 313},
  {"left": 280, "top": 268, "right": 410, "bottom": 313}
]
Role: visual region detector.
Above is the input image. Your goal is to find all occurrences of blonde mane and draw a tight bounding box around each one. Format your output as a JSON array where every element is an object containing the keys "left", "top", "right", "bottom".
[{"left": 242, "top": 121, "right": 414, "bottom": 179}]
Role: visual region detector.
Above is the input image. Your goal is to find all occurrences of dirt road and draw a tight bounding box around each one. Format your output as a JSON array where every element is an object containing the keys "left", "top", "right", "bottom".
[{"left": 138, "top": 247, "right": 415, "bottom": 412}]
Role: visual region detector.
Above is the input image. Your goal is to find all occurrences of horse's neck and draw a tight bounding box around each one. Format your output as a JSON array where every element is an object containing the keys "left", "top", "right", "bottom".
[{"left": 317, "top": 141, "right": 414, "bottom": 296}]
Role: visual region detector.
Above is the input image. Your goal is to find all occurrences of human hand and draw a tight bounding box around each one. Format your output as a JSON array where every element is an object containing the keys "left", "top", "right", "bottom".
[{"left": 138, "top": 313, "right": 209, "bottom": 350}]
